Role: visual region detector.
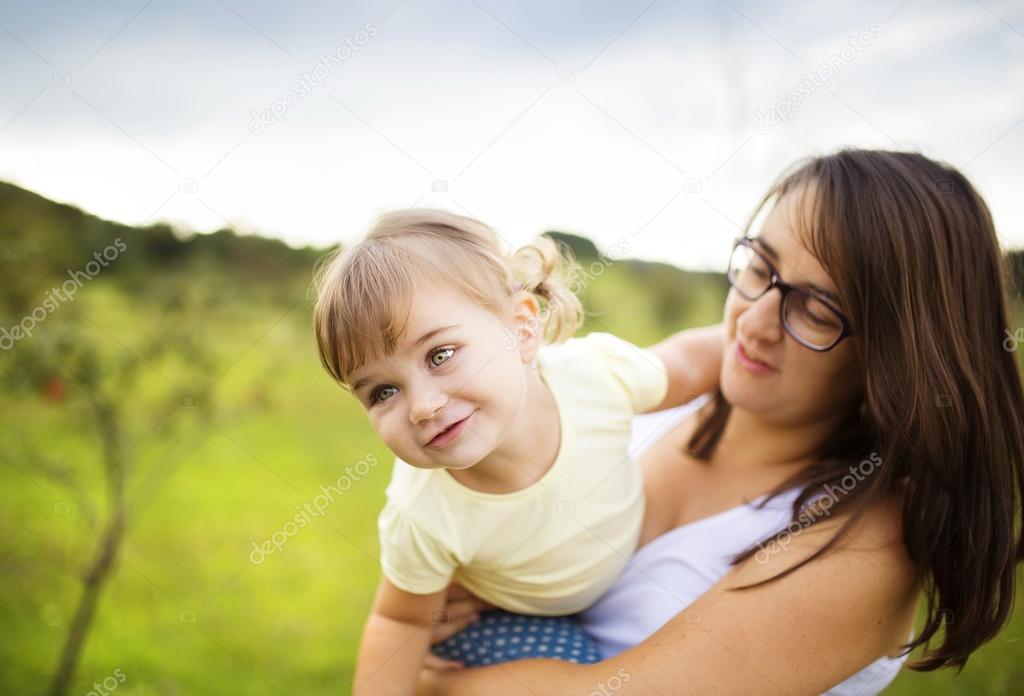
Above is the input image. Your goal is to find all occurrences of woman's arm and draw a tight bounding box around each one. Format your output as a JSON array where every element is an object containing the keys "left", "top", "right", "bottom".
[
  {"left": 646, "top": 324, "right": 724, "bottom": 412},
  {"left": 426, "top": 500, "right": 918, "bottom": 695}
]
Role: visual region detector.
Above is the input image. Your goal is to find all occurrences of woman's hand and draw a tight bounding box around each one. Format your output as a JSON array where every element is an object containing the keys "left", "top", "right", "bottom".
[{"left": 424, "top": 582, "right": 495, "bottom": 669}]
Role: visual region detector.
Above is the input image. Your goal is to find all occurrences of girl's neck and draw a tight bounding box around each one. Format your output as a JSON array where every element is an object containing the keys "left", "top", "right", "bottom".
[{"left": 446, "top": 365, "right": 561, "bottom": 494}]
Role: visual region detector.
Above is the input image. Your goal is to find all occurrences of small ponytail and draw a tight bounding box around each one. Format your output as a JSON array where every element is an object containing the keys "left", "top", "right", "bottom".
[{"left": 511, "top": 235, "right": 584, "bottom": 344}]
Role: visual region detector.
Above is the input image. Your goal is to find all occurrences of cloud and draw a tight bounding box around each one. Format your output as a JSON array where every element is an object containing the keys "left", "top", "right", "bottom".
[{"left": 0, "top": 0, "right": 1021, "bottom": 270}]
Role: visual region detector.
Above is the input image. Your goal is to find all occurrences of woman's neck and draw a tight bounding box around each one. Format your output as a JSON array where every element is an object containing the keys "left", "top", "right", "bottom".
[{"left": 715, "top": 405, "right": 849, "bottom": 476}]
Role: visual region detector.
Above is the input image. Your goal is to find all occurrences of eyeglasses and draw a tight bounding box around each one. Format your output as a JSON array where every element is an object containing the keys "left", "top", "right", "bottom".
[{"left": 726, "top": 237, "right": 853, "bottom": 352}]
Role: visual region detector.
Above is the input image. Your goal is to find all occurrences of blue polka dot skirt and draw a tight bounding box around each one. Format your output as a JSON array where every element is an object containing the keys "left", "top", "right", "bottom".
[{"left": 431, "top": 610, "right": 603, "bottom": 666}]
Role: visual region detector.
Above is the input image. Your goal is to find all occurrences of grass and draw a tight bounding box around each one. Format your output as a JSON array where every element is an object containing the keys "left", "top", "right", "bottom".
[{"left": 1, "top": 273, "right": 1022, "bottom": 694}]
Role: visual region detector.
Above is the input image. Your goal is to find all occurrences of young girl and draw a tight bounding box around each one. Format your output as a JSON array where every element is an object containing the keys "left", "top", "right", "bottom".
[{"left": 312, "top": 209, "right": 721, "bottom": 695}]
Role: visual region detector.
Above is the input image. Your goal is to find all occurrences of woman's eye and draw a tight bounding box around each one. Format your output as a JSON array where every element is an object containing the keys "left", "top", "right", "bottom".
[
  {"left": 748, "top": 260, "right": 770, "bottom": 279},
  {"left": 371, "top": 385, "right": 398, "bottom": 404},
  {"left": 429, "top": 347, "right": 455, "bottom": 367},
  {"left": 804, "top": 307, "right": 839, "bottom": 328}
]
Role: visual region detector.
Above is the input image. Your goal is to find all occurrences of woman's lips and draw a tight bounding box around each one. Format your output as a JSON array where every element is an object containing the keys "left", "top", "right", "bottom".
[
  {"left": 427, "top": 412, "right": 473, "bottom": 448},
  {"left": 735, "top": 343, "right": 778, "bottom": 375}
]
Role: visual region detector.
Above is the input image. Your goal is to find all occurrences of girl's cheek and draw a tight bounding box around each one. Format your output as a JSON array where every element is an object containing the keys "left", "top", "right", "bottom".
[
  {"left": 379, "top": 426, "right": 404, "bottom": 453},
  {"left": 372, "top": 415, "right": 396, "bottom": 442}
]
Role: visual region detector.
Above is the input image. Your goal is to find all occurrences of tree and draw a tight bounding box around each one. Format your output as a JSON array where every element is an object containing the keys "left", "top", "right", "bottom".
[{"left": 1, "top": 236, "right": 217, "bottom": 695}]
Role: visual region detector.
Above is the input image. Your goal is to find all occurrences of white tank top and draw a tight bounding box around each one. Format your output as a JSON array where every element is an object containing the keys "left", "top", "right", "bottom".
[{"left": 580, "top": 401, "right": 908, "bottom": 695}]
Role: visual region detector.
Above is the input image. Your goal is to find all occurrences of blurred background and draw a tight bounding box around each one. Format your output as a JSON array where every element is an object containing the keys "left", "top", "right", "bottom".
[{"left": 1, "top": 0, "right": 1022, "bottom": 693}]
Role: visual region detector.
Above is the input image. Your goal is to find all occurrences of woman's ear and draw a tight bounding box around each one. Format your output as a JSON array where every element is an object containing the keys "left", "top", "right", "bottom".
[{"left": 510, "top": 291, "right": 542, "bottom": 365}]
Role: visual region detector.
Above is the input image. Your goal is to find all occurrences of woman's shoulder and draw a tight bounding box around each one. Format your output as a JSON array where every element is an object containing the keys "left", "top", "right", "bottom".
[
  {"left": 843, "top": 492, "right": 908, "bottom": 550},
  {"left": 821, "top": 490, "right": 908, "bottom": 557},
  {"left": 838, "top": 492, "right": 916, "bottom": 594},
  {"left": 743, "top": 489, "right": 915, "bottom": 596}
]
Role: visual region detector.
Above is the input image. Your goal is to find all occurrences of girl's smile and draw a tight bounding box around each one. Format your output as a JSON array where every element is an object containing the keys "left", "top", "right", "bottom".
[{"left": 425, "top": 410, "right": 476, "bottom": 448}]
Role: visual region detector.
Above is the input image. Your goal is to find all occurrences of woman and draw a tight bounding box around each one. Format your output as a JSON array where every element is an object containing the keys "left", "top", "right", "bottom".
[{"left": 420, "top": 149, "right": 1024, "bottom": 694}]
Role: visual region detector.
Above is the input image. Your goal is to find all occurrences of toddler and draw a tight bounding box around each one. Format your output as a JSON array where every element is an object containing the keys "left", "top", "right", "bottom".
[{"left": 312, "top": 209, "right": 721, "bottom": 694}]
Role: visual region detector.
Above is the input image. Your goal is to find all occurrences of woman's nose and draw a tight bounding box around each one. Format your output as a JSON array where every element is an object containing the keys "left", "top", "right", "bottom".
[{"left": 735, "top": 288, "right": 784, "bottom": 345}]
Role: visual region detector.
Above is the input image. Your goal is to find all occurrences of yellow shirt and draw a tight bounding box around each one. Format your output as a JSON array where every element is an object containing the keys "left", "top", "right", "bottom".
[{"left": 377, "top": 332, "right": 669, "bottom": 615}]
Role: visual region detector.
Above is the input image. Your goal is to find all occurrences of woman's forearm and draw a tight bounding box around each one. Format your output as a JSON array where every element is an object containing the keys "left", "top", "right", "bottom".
[
  {"left": 429, "top": 502, "right": 917, "bottom": 696},
  {"left": 431, "top": 657, "right": 599, "bottom": 695}
]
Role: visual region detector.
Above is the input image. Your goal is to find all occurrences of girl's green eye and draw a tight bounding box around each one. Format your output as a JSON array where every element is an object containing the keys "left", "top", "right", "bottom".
[
  {"left": 430, "top": 348, "right": 455, "bottom": 367},
  {"left": 372, "top": 386, "right": 398, "bottom": 403}
]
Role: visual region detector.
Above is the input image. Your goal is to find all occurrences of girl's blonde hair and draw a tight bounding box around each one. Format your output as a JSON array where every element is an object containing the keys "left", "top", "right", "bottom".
[{"left": 312, "top": 208, "right": 583, "bottom": 386}]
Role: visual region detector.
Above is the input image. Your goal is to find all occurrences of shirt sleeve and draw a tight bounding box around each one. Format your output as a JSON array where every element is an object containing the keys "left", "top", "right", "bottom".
[
  {"left": 378, "top": 502, "right": 458, "bottom": 595},
  {"left": 585, "top": 332, "right": 670, "bottom": 414}
]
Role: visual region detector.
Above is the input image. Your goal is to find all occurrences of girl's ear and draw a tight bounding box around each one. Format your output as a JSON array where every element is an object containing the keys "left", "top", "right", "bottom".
[{"left": 510, "top": 291, "right": 542, "bottom": 365}]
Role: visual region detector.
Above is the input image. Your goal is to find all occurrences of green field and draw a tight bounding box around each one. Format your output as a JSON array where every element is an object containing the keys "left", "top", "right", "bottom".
[{"left": 1, "top": 183, "right": 1023, "bottom": 694}]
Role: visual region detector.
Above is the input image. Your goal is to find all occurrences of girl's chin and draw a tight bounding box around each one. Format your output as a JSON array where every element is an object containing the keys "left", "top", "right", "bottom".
[{"left": 439, "top": 458, "right": 479, "bottom": 471}]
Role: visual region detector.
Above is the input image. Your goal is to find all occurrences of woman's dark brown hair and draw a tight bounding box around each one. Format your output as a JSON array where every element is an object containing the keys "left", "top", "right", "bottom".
[{"left": 689, "top": 149, "right": 1024, "bottom": 671}]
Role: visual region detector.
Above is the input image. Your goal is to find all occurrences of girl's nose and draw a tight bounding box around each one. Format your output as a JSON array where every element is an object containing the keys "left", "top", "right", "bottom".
[{"left": 409, "top": 389, "right": 448, "bottom": 425}]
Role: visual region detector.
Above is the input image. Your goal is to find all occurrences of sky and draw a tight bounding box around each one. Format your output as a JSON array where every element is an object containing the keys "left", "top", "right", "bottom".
[{"left": 1, "top": 0, "right": 1022, "bottom": 270}]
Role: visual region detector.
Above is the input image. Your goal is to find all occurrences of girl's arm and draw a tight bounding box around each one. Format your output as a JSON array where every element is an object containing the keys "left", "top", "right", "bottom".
[
  {"left": 356, "top": 578, "right": 447, "bottom": 695},
  {"left": 646, "top": 323, "right": 725, "bottom": 412},
  {"left": 424, "top": 499, "right": 918, "bottom": 695}
]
